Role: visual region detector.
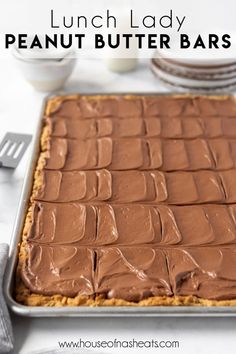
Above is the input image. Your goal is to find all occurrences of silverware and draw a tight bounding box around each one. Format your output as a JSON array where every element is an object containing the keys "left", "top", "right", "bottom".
[{"left": 0, "top": 133, "right": 32, "bottom": 168}]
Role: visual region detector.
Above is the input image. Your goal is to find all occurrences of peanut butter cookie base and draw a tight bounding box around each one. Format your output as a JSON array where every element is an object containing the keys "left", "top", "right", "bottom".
[{"left": 15, "top": 94, "right": 236, "bottom": 307}]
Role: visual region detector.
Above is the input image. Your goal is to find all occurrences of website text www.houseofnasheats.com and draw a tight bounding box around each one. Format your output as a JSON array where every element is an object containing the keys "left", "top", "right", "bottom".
[{"left": 58, "top": 338, "right": 180, "bottom": 350}]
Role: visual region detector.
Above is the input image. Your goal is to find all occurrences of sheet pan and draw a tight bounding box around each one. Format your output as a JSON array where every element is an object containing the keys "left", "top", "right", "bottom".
[{"left": 4, "top": 92, "right": 236, "bottom": 317}]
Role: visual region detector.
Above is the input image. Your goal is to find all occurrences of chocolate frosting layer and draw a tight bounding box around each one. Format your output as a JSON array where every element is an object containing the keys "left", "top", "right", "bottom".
[
  {"left": 50, "top": 96, "right": 236, "bottom": 119},
  {"left": 28, "top": 202, "right": 160, "bottom": 245},
  {"left": 22, "top": 244, "right": 95, "bottom": 297},
  {"left": 21, "top": 95, "right": 236, "bottom": 302},
  {"left": 47, "top": 116, "right": 236, "bottom": 139},
  {"left": 21, "top": 243, "right": 236, "bottom": 300},
  {"left": 44, "top": 137, "right": 236, "bottom": 172},
  {"left": 95, "top": 247, "right": 172, "bottom": 301},
  {"left": 28, "top": 202, "right": 236, "bottom": 246},
  {"left": 166, "top": 247, "right": 236, "bottom": 300},
  {"left": 36, "top": 169, "right": 236, "bottom": 204}
]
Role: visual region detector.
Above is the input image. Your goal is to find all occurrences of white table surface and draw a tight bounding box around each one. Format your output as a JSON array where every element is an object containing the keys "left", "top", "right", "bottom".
[{"left": 1, "top": 57, "right": 236, "bottom": 354}]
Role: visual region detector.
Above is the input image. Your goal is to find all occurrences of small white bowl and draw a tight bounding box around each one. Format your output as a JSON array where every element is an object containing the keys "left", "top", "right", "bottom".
[{"left": 13, "top": 48, "right": 76, "bottom": 92}]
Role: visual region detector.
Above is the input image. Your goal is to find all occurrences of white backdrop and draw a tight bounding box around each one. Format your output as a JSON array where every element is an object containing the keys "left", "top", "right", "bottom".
[{"left": 0, "top": 0, "right": 236, "bottom": 59}]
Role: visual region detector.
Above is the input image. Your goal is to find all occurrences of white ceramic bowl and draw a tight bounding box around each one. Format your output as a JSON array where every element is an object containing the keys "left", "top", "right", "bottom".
[{"left": 13, "top": 49, "right": 76, "bottom": 92}]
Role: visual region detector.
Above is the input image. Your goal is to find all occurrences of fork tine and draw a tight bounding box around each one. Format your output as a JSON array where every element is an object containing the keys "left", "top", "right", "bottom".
[
  {"left": 5, "top": 142, "right": 15, "bottom": 156},
  {"left": 10, "top": 142, "right": 19, "bottom": 156}
]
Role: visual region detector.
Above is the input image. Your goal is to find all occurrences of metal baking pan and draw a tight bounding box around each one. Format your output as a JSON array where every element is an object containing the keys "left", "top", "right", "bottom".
[{"left": 4, "top": 92, "right": 236, "bottom": 317}]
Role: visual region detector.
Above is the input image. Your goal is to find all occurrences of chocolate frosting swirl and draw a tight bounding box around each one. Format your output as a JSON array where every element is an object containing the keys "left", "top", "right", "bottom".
[
  {"left": 44, "top": 137, "right": 236, "bottom": 172},
  {"left": 21, "top": 95, "right": 236, "bottom": 301},
  {"left": 36, "top": 169, "right": 236, "bottom": 204}
]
